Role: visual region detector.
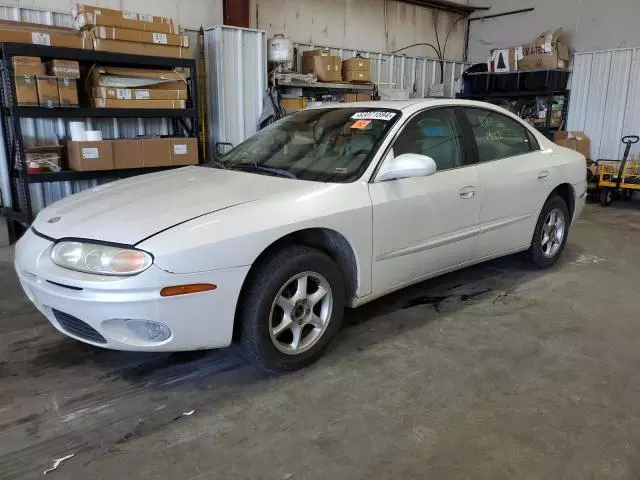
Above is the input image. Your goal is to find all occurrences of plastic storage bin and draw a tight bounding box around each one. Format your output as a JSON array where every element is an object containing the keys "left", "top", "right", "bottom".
[
  {"left": 467, "top": 73, "right": 491, "bottom": 93},
  {"left": 493, "top": 72, "right": 520, "bottom": 92},
  {"left": 521, "top": 69, "right": 569, "bottom": 91}
]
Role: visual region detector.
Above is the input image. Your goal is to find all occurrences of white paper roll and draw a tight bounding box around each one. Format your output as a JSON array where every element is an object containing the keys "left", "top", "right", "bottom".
[
  {"left": 86, "top": 130, "right": 103, "bottom": 141},
  {"left": 70, "top": 122, "right": 86, "bottom": 141}
]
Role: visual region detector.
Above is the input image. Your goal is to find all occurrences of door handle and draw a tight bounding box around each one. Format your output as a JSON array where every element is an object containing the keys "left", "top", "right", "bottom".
[
  {"left": 537, "top": 170, "right": 551, "bottom": 180},
  {"left": 459, "top": 186, "right": 476, "bottom": 199}
]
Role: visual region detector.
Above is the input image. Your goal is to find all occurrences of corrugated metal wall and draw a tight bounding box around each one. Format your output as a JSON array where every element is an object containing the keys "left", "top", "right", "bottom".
[
  {"left": 293, "top": 42, "right": 468, "bottom": 98},
  {"left": 568, "top": 48, "right": 640, "bottom": 161}
]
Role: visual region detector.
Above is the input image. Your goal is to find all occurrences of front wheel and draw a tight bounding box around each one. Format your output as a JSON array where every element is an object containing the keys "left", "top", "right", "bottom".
[
  {"left": 528, "top": 196, "right": 570, "bottom": 269},
  {"left": 600, "top": 188, "right": 613, "bottom": 206},
  {"left": 238, "top": 245, "right": 345, "bottom": 373}
]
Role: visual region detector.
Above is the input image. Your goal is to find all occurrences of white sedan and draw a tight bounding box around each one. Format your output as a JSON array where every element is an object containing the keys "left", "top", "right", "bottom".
[{"left": 15, "top": 100, "right": 586, "bottom": 372}]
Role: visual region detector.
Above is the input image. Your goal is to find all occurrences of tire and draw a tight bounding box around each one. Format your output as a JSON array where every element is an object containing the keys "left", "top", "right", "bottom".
[
  {"left": 600, "top": 188, "right": 613, "bottom": 206},
  {"left": 623, "top": 190, "right": 633, "bottom": 201},
  {"left": 528, "top": 195, "right": 570, "bottom": 269},
  {"left": 238, "top": 245, "right": 345, "bottom": 373}
]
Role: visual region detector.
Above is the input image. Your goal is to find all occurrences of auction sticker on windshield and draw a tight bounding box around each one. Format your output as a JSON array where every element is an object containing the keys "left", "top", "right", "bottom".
[{"left": 351, "top": 111, "right": 396, "bottom": 121}]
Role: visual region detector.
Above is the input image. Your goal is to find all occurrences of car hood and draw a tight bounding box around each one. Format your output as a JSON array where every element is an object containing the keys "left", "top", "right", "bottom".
[{"left": 32, "top": 166, "right": 319, "bottom": 245}]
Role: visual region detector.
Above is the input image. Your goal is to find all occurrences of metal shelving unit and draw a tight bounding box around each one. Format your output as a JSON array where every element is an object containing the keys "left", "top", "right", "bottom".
[{"left": 0, "top": 43, "right": 201, "bottom": 231}]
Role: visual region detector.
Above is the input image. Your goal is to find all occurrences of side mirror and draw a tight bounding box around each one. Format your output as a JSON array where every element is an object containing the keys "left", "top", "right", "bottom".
[{"left": 376, "top": 153, "right": 438, "bottom": 182}]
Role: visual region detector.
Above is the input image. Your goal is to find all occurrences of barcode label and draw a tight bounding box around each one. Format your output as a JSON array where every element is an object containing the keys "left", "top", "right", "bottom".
[
  {"left": 173, "top": 144, "right": 188, "bottom": 155},
  {"left": 140, "top": 14, "right": 154, "bottom": 22},
  {"left": 116, "top": 89, "right": 132, "bottom": 100},
  {"left": 31, "top": 32, "right": 51, "bottom": 46},
  {"left": 134, "top": 90, "right": 150, "bottom": 100},
  {"left": 82, "top": 148, "right": 99, "bottom": 159},
  {"left": 122, "top": 12, "right": 138, "bottom": 20},
  {"left": 152, "top": 33, "right": 168, "bottom": 45}
]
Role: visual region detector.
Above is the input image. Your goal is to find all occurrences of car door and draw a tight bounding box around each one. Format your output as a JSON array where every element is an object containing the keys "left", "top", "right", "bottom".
[
  {"left": 462, "top": 107, "right": 549, "bottom": 258},
  {"left": 368, "top": 107, "right": 481, "bottom": 294}
]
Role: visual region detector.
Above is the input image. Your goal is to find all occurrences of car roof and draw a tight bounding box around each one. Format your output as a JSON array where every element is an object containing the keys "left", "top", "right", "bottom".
[{"left": 306, "top": 98, "right": 503, "bottom": 113}]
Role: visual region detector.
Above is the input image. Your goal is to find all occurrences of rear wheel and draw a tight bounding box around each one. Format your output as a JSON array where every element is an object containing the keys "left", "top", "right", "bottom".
[
  {"left": 238, "top": 245, "right": 345, "bottom": 373},
  {"left": 528, "top": 196, "right": 570, "bottom": 269},
  {"left": 623, "top": 189, "right": 633, "bottom": 201}
]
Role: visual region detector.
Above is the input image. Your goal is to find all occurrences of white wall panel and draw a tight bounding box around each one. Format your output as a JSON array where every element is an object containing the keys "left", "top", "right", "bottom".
[{"left": 568, "top": 48, "right": 640, "bottom": 161}]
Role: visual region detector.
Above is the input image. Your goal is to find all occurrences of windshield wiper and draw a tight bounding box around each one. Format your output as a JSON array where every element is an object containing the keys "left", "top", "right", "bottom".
[
  {"left": 231, "top": 162, "right": 297, "bottom": 179},
  {"left": 204, "top": 159, "right": 228, "bottom": 169}
]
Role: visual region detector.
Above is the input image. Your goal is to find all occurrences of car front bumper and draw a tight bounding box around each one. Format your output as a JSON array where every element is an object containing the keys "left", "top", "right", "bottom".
[{"left": 14, "top": 228, "right": 250, "bottom": 351}]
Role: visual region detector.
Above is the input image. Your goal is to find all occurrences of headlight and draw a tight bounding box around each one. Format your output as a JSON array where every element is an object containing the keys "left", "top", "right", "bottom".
[{"left": 50, "top": 241, "right": 153, "bottom": 276}]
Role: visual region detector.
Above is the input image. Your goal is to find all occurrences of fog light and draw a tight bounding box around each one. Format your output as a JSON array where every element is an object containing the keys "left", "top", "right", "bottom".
[{"left": 126, "top": 320, "right": 171, "bottom": 342}]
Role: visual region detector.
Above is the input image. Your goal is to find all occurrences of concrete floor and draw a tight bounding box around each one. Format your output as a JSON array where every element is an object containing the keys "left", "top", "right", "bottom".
[{"left": 2, "top": 203, "right": 640, "bottom": 479}]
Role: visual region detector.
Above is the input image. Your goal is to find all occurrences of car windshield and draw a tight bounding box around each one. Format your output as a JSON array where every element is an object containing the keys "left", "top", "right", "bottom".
[{"left": 206, "top": 108, "right": 400, "bottom": 182}]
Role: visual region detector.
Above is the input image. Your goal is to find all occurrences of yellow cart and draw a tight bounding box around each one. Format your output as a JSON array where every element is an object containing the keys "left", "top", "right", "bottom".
[{"left": 598, "top": 135, "right": 640, "bottom": 206}]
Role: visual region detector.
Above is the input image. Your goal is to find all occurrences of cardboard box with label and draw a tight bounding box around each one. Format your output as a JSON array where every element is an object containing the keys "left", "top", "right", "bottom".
[
  {"left": 91, "top": 98, "right": 186, "bottom": 108},
  {"left": 87, "top": 26, "right": 182, "bottom": 46},
  {"left": 67, "top": 140, "right": 114, "bottom": 171},
  {"left": 142, "top": 138, "right": 171, "bottom": 167},
  {"left": 45, "top": 59, "right": 80, "bottom": 78},
  {"left": 489, "top": 47, "right": 518, "bottom": 72},
  {"left": 112, "top": 139, "right": 143, "bottom": 169},
  {"left": 25, "top": 145, "right": 62, "bottom": 171},
  {"left": 280, "top": 97, "right": 306, "bottom": 112},
  {"left": 73, "top": 4, "right": 174, "bottom": 25},
  {"left": 12, "top": 56, "right": 44, "bottom": 76},
  {"left": 92, "top": 86, "right": 188, "bottom": 100},
  {"left": 302, "top": 50, "right": 342, "bottom": 82},
  {"left": 554, "top": 131, "right": 590, "bottom": 159},
  {"left": 58, "top": 78, "right": 79, "bottom": 106},
  {"left": 92, "top": 38, "right": 186, "bottom": 58},
  {"left": 36, "top": 76, "right": 60, "bottom": 108},
  {"left": 15, "top": 75, "right": 38, "bottom": 106},
  {"left": 75, "top": 12, "right": 178, "bottom": 35},
  {"left": 518, "top": 29, "right": 570, "bottom": 70},
  {"left": 170, "top": 138, "right": 198, "bottom": 165},
  {"left": 0, "top": 20, "right": 87, "bottom": 49},
  {"left": 342, "top": 57, "right": 371, "bottom": 82}
]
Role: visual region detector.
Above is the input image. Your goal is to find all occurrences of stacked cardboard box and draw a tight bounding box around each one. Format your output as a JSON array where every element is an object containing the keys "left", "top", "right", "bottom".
[
  {"left": 342, "top": 57, "right": 371, "bottom": 83},
  {"left": 488, "top": 29, "right": 570, "bottom": 72},
  {"left": 72, "top": 4, "right": 188, "bottom": 58},
  {"left": 89, "top": 66, "right": 188, "bottom": 108},
  {"left": 13, "top": 57, "right": 80, "bottom": 107},
  {"left": 0, "top": 19, "right": 87, "bottom": 49},
  {"left": 66, "top": 137, "right": 198, "bottom": 171}
]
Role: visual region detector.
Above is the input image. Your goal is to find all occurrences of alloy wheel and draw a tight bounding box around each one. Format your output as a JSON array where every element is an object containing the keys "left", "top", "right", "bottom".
[{"left": 541, "top": 208, "right": 566, "bottom": 258}]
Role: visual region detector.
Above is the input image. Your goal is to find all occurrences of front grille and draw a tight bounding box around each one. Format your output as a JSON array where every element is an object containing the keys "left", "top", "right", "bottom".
[{"left": 52, "top": 309, "right": 107, "bottom": 344}]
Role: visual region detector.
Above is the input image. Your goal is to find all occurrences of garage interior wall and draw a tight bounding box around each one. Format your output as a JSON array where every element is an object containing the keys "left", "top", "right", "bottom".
[
  {"left": 0, "top": 0, "right": 223, "bottom": 29},
  {"left": 250, "top": 0, "right": 469, "bottom": 61},
  {"left": 466, "top": 0, "right": 640, "bottom": 63}
]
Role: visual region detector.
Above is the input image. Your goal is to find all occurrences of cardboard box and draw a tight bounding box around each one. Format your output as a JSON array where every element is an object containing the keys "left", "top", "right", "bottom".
[
  {"left": 170, "top": 138, "right": 198, "bottom": 165},
  {"left": 36, "top": 76, "right": 59, "bottom": 108},
  {"left": 554, "top": 131, "right": 591, "bottom": 159},
  {"left": 302, "top": 50, "right": 342, "bottom": 82},
  {"left": 147, "top": 80, "right": 189, "bottom": 90},
  {"left": 342, "top": 57, "right": 371, "bottom": 72},
  {"left": 88, "top": 26, "right": 182, "bottom": 46},
  {"left": 73, "top": 4, "right": 174, "bottom": 26},
  {"left": 12, "top": 56, "right": 44, "bottom": 76},
  {"left": 342, "top": 70, "right": 370, "bottom": 82},
  {"left": 356, "top": 93, "right": 371, "bottom": 102},
  {"left": 489, "top": 47, "right": 517, "bottom": 72},
  {"left": 58, "top": 78, "right": 79, "bottom": 106},
  {"left": 67, "top": 140, "right": 114, "bottom": 171},
  {"left": 112, "top": 139, "right": 143, "bottom": 169},
  {"left": 0, "top": 20, "right": 87, "bottom": 48},
  {"left": 45, "top": 60, "right": 80, "bottom": 78},
  {"left": 91, "top": 98, "right": 186, "bottom": 108},
  {"left": 92, "top": 86, "right": 188, "bottom": 100},
  {"left": 90, "top": 66, "right": 185, "bottom": 87},
  {"left": 343, "top": 93, "right": 357, "bottom": 103},
  {"left": 517, "top": 29, "right": 571, "bottom": 70},
  {"left": 92, "top": 38, "right": 186, "bottom": 58},
  {"left": 75, "top": 12, "right": 178, "bottom": 34},
  {"left": 25, "top": 145, "right": 62, "bottom": 171},
  {"left": 15, "top": 75, "right": 38, "bottom": 106},
  {"left": 280, "top": 97, "right": 305, "bottom": 112},
  {"left": 141, "top": 138, "right": 171, "bottom": 167}
]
